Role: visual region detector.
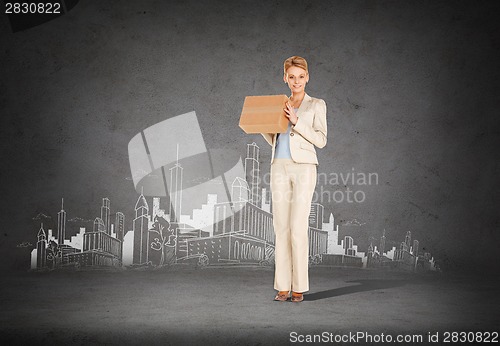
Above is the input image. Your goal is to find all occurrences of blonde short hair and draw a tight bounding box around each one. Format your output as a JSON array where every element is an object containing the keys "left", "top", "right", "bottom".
[{"left": 283, "top": 56, "right": 308, "bottom": 74}]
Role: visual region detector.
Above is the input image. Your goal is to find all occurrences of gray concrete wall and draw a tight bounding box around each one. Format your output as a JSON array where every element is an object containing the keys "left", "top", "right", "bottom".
[{"left": 0, "top": 0, "right": 499, "bottom": 272}]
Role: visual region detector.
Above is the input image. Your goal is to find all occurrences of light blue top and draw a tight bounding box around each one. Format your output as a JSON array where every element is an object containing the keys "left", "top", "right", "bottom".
[{"left": 274, "top": 108, "right": 299, "bottom": 159}]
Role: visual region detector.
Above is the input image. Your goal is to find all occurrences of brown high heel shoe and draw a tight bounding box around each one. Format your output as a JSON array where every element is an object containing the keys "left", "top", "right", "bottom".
[
  {"left": 274, "top": 291, "right": 290, "bottom": 301},
  {"left": 291, "top": 292, "right": 304, "bottom": 302}
]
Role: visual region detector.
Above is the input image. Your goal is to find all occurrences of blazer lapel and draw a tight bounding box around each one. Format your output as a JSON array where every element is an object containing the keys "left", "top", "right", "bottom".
[{"left": 295, "top": 93, "right": 313, "bottom": 117}]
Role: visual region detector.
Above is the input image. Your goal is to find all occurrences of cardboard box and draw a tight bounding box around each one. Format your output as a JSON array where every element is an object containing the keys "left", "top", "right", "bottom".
[{"left": 239, "top": 95, "right": 289, "bottom": 134}]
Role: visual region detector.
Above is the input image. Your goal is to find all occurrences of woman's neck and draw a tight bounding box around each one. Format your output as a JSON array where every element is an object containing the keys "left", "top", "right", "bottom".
[
  {"left": 290, "top": 91, "right": 305, "bottom": 100},
  {"left": 290, "top": 91, "right": 305, "bottom": 107}
]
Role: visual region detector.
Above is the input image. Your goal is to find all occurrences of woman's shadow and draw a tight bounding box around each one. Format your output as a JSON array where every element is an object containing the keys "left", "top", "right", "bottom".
[{"left": 304, "top": 279, "right": 409, "bottom": 301}]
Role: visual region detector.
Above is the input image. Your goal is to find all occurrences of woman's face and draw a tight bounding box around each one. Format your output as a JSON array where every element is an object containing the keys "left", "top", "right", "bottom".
[{"left": 284, "top": 66, "right": 309, "bottom": 93}]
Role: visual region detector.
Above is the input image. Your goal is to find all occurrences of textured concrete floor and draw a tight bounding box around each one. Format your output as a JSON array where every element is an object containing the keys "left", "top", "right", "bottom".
[{"left": 1, "top": 266, "right": 498, "bottom": 345}]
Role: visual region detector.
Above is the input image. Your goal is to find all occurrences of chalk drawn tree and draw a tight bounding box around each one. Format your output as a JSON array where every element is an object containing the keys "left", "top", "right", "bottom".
[
  {"left": 46, "top": 240, "right": 61, "bottom": 269},
  {"left": 150, "top": 216, "right": 176, "bottom": 266}
]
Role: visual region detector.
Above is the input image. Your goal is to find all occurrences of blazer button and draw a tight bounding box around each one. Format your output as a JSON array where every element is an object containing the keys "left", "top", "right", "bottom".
[{"left": 290, "top": 132, "right": 294, "bottom": 136}]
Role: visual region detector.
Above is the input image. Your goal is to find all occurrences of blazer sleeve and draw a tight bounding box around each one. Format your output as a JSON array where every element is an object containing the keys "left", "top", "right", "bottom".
[
  {"left": 292, "top": 99, "right": 327, "bottom": 148},
  {"left": 261, "top": 133, "right": 274, "bottom": 146}
]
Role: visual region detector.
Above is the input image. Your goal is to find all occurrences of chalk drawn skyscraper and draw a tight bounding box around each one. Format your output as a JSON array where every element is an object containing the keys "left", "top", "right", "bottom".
[
  {"left": 405, "top": 231, "right": 411, "bottom": 249},
  {"left": 101, "top": 197, "right": 111, "bottom": 235},
  {"left": 115, "top": 212, "right": 125, "bottom": 241},
  {"left": 309, "top": 203, "right": 324, "bottom": 229},
  {"left": 93, "top": 217, "right": 105, "bottom": 232},
  {"left": 36, "top": 223, "right": 47, "bottom": 269},
  {"left": 169, "top": 152, "right": 183, "bottom": 223},
  {"left": 245, "top": 143, "right": 260, "bottom": 206},
  {"left": 133, "top": 190, "right": 150, "bottom": 264},
  {"left": 57, "top": 198, "right": 66, "bottom": 245},
  {"left": 380, "top": 229, "right": 386, "bottom": 256}
]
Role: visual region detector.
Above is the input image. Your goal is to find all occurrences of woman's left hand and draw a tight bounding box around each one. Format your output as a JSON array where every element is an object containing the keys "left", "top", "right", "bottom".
[{"left": 284, "top": 101, "right": 298, "bottom": 125}]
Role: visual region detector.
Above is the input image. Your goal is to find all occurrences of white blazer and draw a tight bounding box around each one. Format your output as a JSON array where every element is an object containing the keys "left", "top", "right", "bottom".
[{"left": 261, "top": 93, "right": 327, "bottom": 165}]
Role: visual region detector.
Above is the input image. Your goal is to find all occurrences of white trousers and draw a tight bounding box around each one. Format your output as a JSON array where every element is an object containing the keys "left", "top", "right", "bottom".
[{"left": 270, "top": 158, "right": 317, "bottom": 293}]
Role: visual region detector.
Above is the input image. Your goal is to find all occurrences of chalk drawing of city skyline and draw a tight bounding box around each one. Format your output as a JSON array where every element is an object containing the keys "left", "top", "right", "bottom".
[
  {"left": 29, "top": 111, "right": 438, "bottom": 272},
  {"left": 30, "top": 142, "right": 438, "bottom": 272}
]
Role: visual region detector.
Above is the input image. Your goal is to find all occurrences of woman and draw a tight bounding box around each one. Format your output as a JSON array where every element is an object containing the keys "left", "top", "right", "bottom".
[{"left": 261, "top": 56, "right": 327, "bottom": 302}]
